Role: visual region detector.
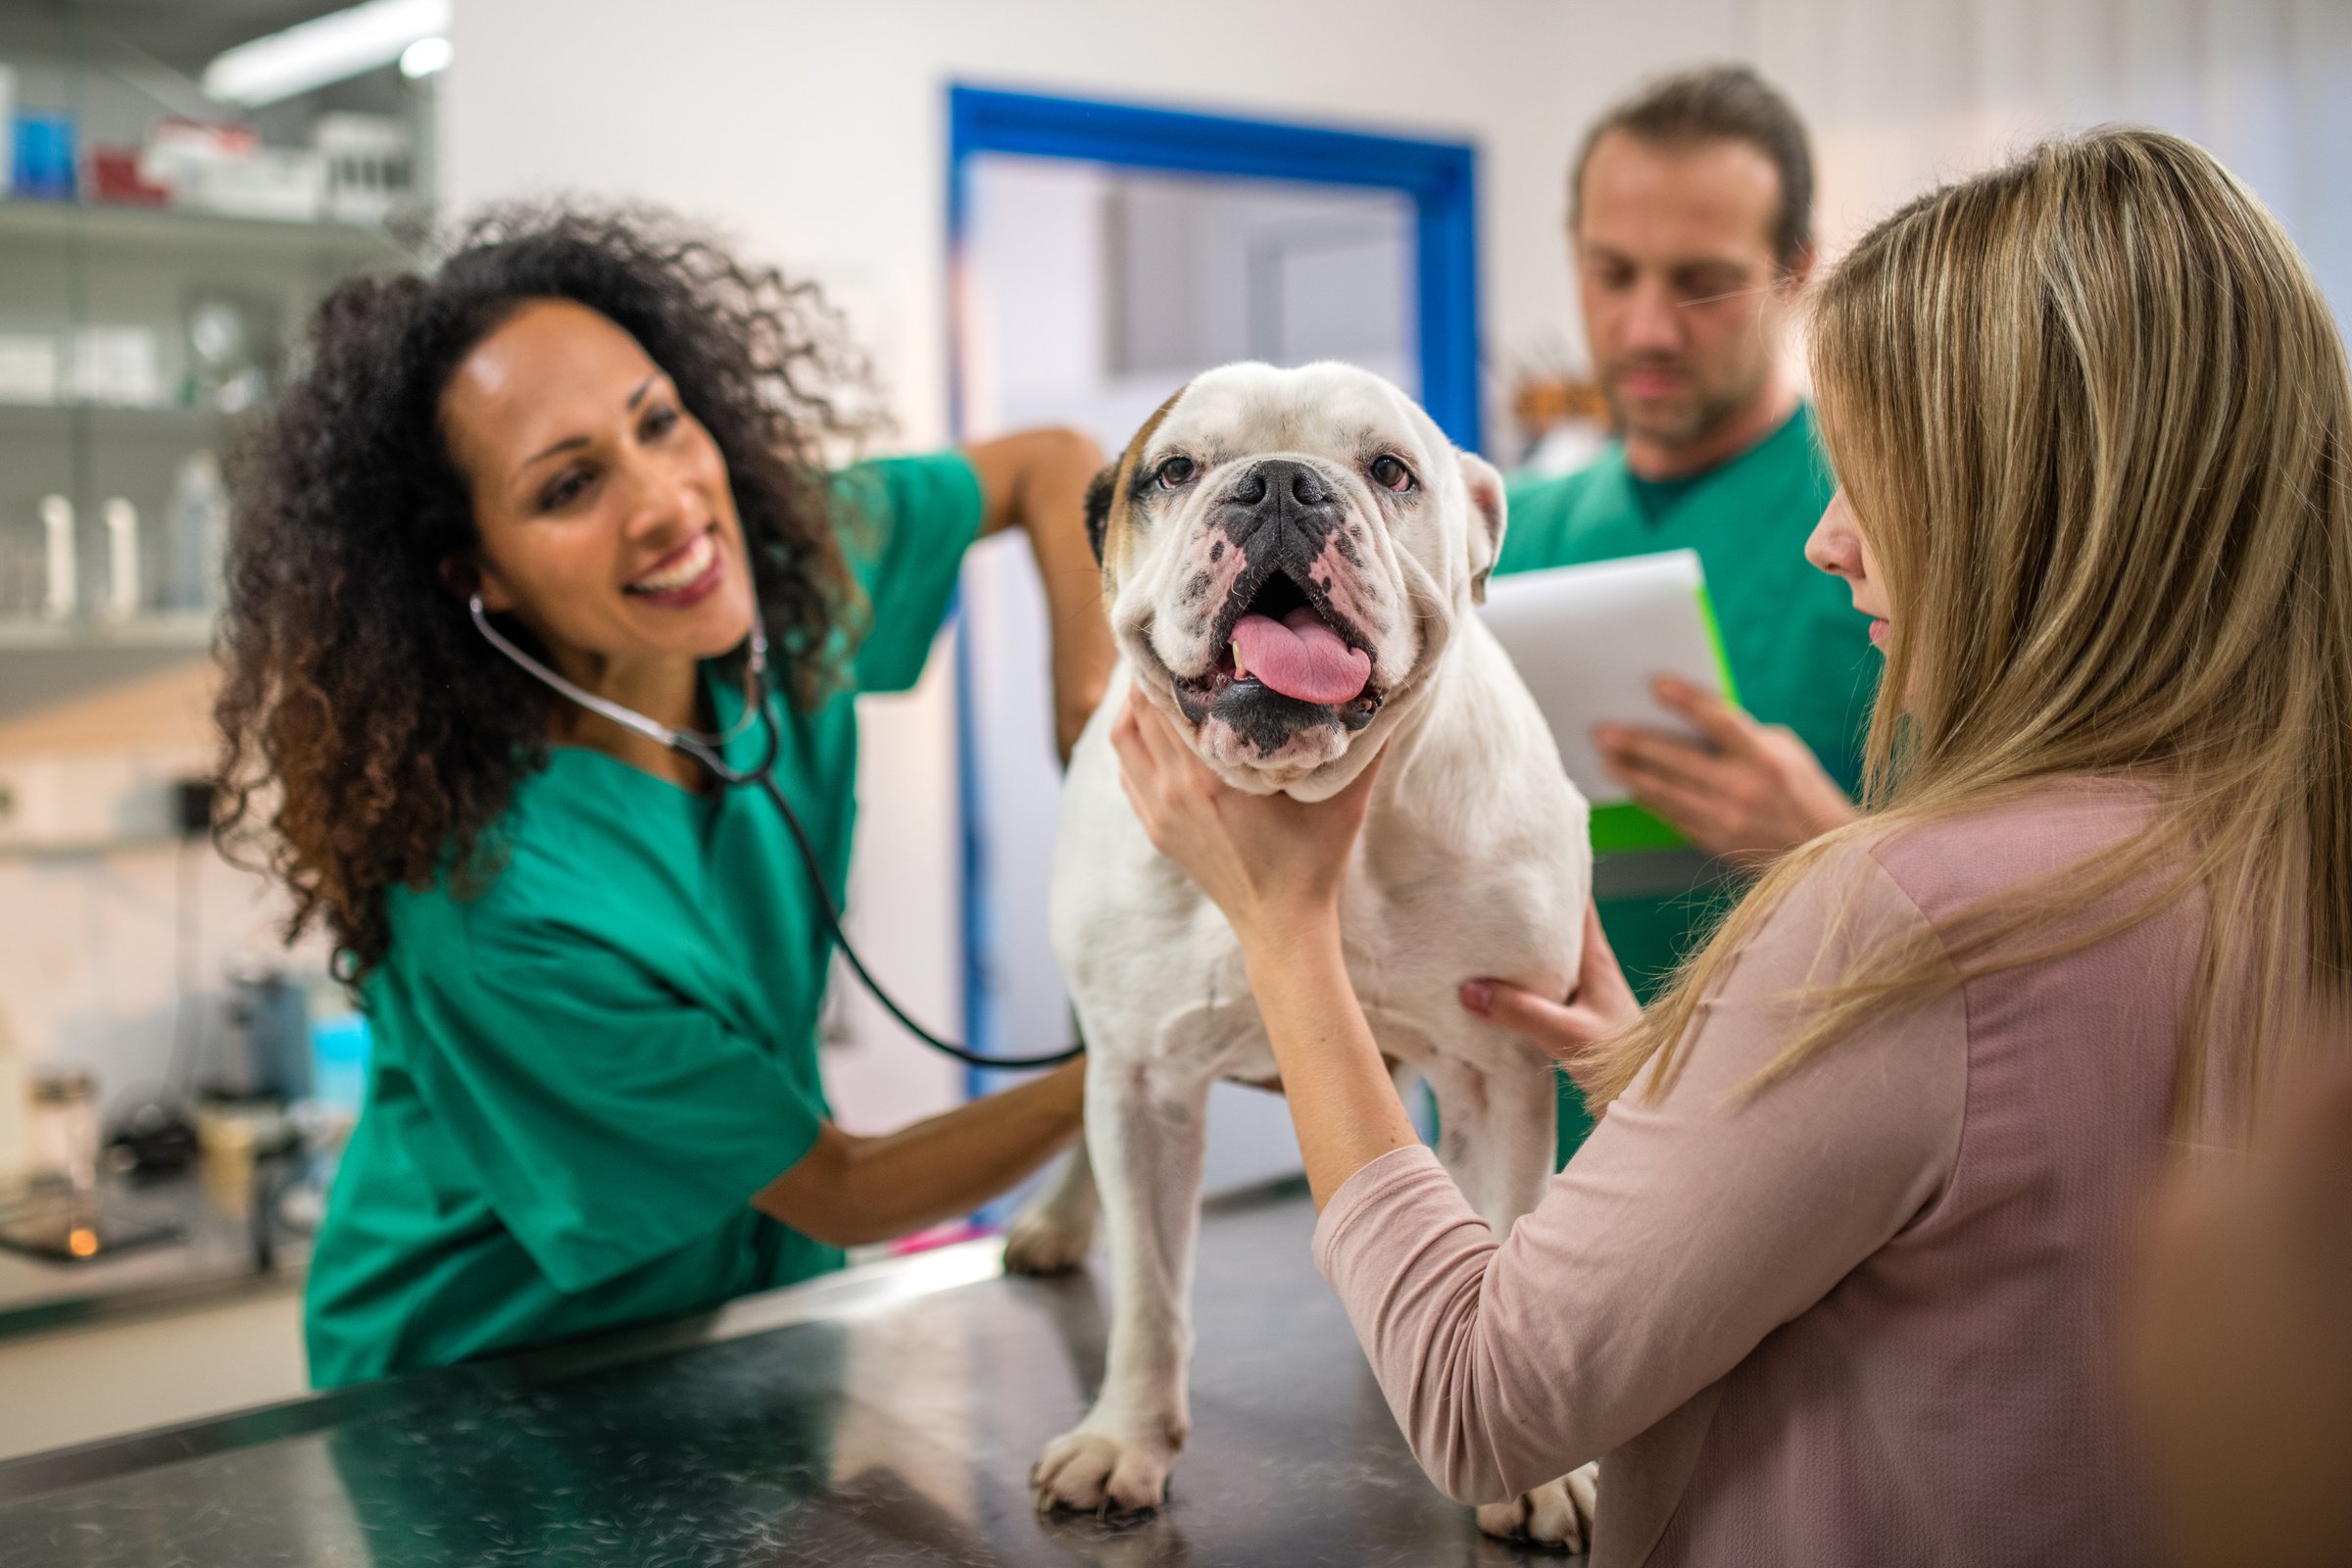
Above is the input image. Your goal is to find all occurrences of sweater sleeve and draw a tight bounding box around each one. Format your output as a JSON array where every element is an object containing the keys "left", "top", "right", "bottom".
[{"left": 1312, "top": 845, "right": 1968, "bottom": 1505}]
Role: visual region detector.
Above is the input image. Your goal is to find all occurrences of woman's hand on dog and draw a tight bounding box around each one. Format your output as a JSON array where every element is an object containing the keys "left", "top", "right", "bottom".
[
  {"left": 1459, "top": 903, "right": 1642, "bottom": 1087},
  {"left": 1110, "top": 693, "right": 1383, "bottom": 953}
]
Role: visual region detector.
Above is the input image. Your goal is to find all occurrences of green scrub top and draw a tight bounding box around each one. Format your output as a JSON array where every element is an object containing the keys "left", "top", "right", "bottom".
[
  {"left": 1496, "top": 406, "right": 1873, "bottom": 1160},
  {"left": 304, "top": 453, "right": 985, "bottom": 1389}
]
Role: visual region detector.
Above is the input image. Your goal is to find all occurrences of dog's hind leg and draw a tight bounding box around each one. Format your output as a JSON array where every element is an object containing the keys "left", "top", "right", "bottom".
[
  {"left": 1004, "top": 1140, "right": 1100, "bottom": 1276},
  {"left": 1031, "top": 1053, "right": 1212, "bottom": 1518}
]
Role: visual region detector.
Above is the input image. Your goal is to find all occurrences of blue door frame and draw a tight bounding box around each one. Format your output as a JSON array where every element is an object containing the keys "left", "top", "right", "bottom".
[
  {"left": 946, "top": 83, "right": 1483, "bottom": 449},
  {"left": 946, "top": 84, "right": 1483, "bottom": 1096}
]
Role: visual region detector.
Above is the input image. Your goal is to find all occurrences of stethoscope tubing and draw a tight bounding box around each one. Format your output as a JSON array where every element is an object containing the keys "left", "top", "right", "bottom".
[{"left": 468, "top": 596, "right": 1083, "bottom": 1072}]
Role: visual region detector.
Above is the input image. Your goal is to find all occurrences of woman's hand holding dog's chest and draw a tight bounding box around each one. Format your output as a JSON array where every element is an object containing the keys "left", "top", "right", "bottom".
[{"left": 1459, "top": 902, "right": 1643, "bottom": 1089}]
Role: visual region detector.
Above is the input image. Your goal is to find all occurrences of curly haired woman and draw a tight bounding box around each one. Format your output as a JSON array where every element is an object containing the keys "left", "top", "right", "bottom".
[{"left": 217, "top": 208, "right": 1111, "bottom": 1388}]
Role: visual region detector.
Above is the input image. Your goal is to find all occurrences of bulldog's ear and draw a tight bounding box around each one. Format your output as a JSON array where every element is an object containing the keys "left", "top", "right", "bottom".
[
  {"left": 1459, "top": 451, "right": 1507, "bottom": 605},
  {"left": 1084, "top": 462, "right": 1119, "bottom": 566}
]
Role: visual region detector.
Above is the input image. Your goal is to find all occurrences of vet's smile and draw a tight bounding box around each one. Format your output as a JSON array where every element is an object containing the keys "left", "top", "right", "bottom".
[{"left": 621, "top": 524, "right": 725, "bottom": 606}]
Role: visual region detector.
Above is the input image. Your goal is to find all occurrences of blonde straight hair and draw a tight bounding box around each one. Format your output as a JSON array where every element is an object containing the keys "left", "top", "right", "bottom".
[{"left": 1585, "top": 127, "right": 2352, "bottom": 1129}]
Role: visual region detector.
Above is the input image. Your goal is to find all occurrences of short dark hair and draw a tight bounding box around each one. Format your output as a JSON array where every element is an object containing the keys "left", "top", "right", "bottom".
[{"left": 1570, "top": 65, "right": 1815, "bottom": 268}]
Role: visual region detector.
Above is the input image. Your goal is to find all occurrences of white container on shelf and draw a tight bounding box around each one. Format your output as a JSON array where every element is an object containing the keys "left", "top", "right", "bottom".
[
  {"left": 66, "top": 326, "right": 163, "bottom": 408},
  {"left": 193, "top": 148, "right": 328, "bottom": 223},
  {"left": 39, "top": 494, "right": 74, "bottom": 620},
  {"left": 138, "top": 120, "right": 329, "bottom": 223},
  {"left": 314, "top": 113, "right": 414, "bottom": 224},
  {"left": 137, "top": 120, "right": 256, "bottom": 202},
  {"left": 25, "top": 1069, "right": 97, "bottom": 1194},
  {"left": 103, "top": 498, "right": 139, "bottom": 620},
  {"left": 0, "top": 333, "right": 57, "bottom": 405}
]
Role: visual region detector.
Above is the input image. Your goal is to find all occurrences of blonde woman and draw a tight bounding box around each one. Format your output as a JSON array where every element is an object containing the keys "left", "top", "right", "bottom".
[{"left": 1111, "top": 126, "right": 2352, "bottom": 1565}]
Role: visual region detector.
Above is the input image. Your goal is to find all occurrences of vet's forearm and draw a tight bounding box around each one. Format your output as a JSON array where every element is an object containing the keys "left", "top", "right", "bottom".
[
  {"left": 1005, "top": 429, "right": 1112, "bottom": 640},
  {"left": 757, "top": 1058, "right": 1086, "bottom": 1246},
  {"left": 967, "top": 428, "right": 1117, "bottom": 757},
  {"left": 1240, "top": 920, "right": 1423, "bottom": 1209}
]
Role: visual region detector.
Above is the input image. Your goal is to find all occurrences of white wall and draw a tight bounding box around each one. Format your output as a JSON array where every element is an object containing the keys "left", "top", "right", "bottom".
[{"left": 1759, "top": 0, "right": 2352, "bottom": 309}]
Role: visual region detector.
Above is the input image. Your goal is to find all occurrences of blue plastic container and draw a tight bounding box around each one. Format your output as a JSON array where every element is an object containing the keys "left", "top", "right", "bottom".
[
  {"left": 309, "top": 1012, "right": 373, "bottom": 1113},
  {"left": 11, "top": 110, "right": 76, "bottom": 200}
]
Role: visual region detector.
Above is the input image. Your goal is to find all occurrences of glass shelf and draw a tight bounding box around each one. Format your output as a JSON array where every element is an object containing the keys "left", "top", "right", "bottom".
[
  {"left": 0, "top": 197, "right": 409, "bottom": 262},
  {"left": 0, "top": 402, "right": 220, "bottom": 431},
  {"left": 0, "top": 613, "right": 214, "bottom": 652}
]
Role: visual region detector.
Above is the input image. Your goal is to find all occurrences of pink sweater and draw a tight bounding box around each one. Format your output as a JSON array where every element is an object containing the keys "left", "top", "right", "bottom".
[{"left": 1315, "top": 782, "right": 2213, "bottom": 1566}]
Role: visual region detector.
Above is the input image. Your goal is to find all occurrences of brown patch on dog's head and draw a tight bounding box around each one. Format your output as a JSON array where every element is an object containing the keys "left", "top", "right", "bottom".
[
  {"left": 1088, "top": 380, "right": 1192, "bottom": 579},
  {"left": 1082, "top": 466, "right": 1117, "bottom": 565}
]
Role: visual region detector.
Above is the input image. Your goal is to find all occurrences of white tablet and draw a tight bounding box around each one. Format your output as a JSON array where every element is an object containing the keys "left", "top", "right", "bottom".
[{"left": 1477, "top": 549, "right": 1739, "bottom": 853}]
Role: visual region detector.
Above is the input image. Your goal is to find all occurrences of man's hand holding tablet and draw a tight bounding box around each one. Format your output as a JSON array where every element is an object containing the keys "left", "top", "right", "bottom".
[
  {"left": 1479, "top": 549, "right": 1857, "bottom": 863},
  {"left": 1595, "top": 673, "right": 1856, "bottom": 864}
]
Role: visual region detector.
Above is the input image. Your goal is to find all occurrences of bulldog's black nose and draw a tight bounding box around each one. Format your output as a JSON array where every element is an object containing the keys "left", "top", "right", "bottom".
[
  {"left": 1221, "top": 459, "right": 1343, "bottom": 565},
  {"left": 1232, "top": 459, "right": 1334, "bottom": 509}
]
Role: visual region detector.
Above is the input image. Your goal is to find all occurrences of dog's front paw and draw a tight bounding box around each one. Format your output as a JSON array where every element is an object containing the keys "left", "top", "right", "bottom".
[
  {"left": 1003, "top": 1202, "right": 1095, "bottom": 1276},
  {"left": 1475, "top": 1462, "right": 1597, "bottom": 1552},
  {"left": 1031, "top": 1426, "right": 1178, "bottom": 1518}
]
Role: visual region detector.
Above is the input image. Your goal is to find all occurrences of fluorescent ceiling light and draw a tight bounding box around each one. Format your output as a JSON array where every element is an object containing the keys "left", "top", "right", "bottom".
[
  {"left": 204, "top": 0, "right": 453, "bottom": 107},
  {"left": 399, "top": 36, "right": 453, "bottom": 78}
]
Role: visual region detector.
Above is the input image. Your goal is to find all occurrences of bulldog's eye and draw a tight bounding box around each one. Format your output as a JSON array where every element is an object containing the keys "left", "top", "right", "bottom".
[
  {"left": 1369, "top": 455, "right": 1417, "bottom": 494},
  {"left": 1153, "top": 456, "right": 1198, "bottom": 491}
]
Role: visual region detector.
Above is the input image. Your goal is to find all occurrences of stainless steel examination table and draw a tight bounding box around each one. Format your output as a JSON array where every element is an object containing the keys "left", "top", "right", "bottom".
[{"left": 0, "top": 1183, "right": 1578, "bottom": 1567}]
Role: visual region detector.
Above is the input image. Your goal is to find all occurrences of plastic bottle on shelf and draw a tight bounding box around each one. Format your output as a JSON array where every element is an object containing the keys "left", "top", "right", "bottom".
[
  {"left": 39, "top": 494, "right": 74, "bottom": 620},
  {"left": 164, "top": 453, "right": 229, "bottom": 614},
  {"left": 103, "top": 498, "right": 139, "bottom": 620}
]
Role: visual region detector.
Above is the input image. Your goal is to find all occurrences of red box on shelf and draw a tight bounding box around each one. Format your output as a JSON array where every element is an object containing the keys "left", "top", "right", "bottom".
[{"left": 89, "top": 147, "right": 171, "bottom": 206}]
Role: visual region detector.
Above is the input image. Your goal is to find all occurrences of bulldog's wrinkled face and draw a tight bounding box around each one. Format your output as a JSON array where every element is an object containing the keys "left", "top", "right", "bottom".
[{"left": 1088, "top": 362, "right": 1505, "bottom": 797}]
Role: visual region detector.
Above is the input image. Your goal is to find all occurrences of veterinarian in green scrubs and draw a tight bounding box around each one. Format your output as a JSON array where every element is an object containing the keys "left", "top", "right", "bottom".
[
  {"left": 1464, "top": 70, "right": 1874, "bottom": 1157},
  {"left": 213, "top": 212, "right": 1109, "bottom": 1387},
  {"left": 1498, "top": 403, "right": 1867, "bottom": 978}
]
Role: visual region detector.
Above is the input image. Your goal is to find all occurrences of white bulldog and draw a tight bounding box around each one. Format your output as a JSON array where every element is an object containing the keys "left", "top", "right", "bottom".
[{"left": 1010, "top": 363, "right": 1595, "bottom": 1548}]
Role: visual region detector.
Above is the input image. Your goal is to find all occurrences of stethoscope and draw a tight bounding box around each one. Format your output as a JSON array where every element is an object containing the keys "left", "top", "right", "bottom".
[{"left": 470, "top": 595, "right": 1083, "bottom": 1071}]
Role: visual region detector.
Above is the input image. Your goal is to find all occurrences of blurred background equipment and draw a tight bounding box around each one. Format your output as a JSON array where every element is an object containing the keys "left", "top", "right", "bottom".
[
  {"left": 211, "top": 957, "right": 310, "bottom": 1104},
  {"left": 0, "top": 0, "right": 432, "bottom": 1450},
  {"left": 1508, "top": 369, "right": 1614, "bottom": 479}
]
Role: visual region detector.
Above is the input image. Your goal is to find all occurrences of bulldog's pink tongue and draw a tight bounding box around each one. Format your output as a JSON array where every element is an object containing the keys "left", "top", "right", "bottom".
[{"left": 1231, "top": 607, "right": 1371, "bottom": 705}]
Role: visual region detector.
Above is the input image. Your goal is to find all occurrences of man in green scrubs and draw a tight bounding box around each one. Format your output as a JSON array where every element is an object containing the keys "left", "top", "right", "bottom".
[
  {"left": 1473, "top": 68, "right": 1874, "bottom": 1157},
  {"left": 304, "top": 454, "right": 1035, "bottom": 1386}
]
